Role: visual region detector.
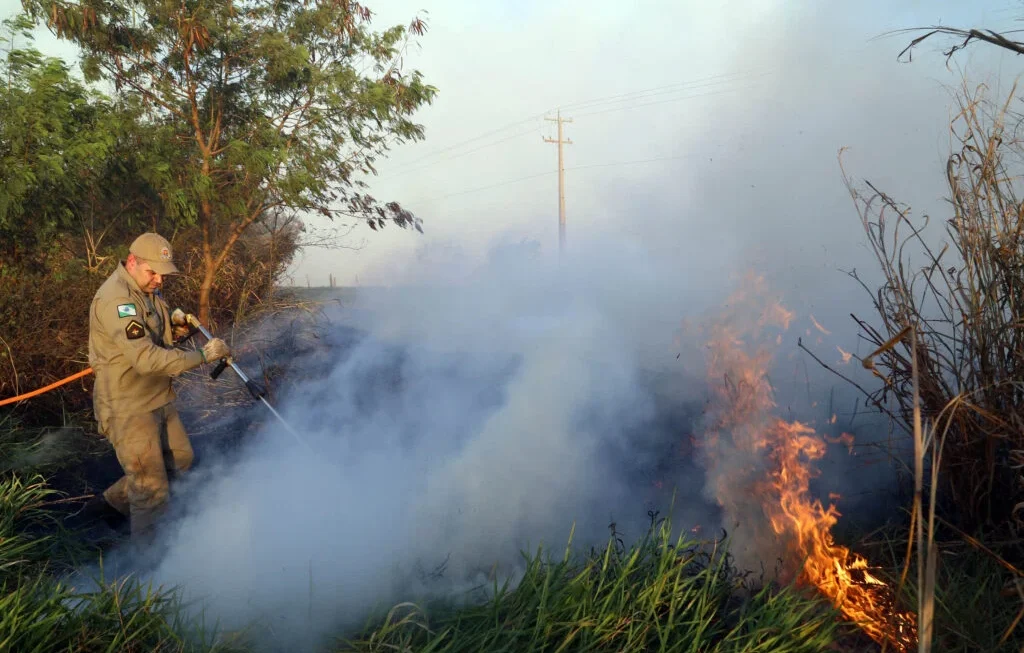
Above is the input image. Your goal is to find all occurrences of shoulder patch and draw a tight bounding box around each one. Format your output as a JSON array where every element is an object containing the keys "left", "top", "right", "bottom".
[
  {"left": 125, "top": 319, "right": 145, "bottom": 340},
  {"left": 117, "top": 303, "right": 137, "bottom": 318}
]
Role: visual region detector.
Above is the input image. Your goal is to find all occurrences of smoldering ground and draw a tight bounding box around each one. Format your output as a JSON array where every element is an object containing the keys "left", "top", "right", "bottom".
[{"left": 61, "top": 231, "right": 906, "bottom": 652}]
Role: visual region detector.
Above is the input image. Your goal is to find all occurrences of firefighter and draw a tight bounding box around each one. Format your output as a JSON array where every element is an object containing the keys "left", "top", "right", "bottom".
[{"left": 81, "top": 232, "right": 229, "bottom": 543}]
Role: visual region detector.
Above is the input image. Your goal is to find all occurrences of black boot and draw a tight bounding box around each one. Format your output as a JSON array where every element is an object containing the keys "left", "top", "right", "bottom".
[{"left": 79, "top": 494, "right": 129, "bottom": 530}]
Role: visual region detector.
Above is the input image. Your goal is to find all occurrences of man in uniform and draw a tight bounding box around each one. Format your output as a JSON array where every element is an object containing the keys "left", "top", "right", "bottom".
[{"left": 83, "top": 232, "right": 230, "bottom": 543}]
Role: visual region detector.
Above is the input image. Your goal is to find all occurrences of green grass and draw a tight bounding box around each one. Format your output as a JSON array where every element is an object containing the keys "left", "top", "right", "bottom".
[
  {"left": 337, "top": 519, "right": 850, "bottom": 653},
  {"left": 0, "top": 473, "right": 247, "bottom": 653},
  {"left": 856, "top": 522, "right": 1024, "bottom": 653},
  {"left": 0, "top": 462, "right": 851, "bottom": 653},
  {"left": 2, "top": 414, "right": 1021, "bottom": 652}
]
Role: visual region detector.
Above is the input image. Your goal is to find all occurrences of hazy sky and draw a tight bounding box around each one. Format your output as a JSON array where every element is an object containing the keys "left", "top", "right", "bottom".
[
  {"left": 294, "top": 0, "right": 1022, "bottom": 289},
  {"left": 5, "top": 0, "right": 1023, "bottom": 289}
]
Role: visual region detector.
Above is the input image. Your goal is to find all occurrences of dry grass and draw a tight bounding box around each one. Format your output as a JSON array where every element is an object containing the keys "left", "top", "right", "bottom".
[
  {"left": 838, "top": 79, "right": 1024, "bottom": 537},
  {"left": 829, "top": 78, "right": 1024, "bottom": 651}
]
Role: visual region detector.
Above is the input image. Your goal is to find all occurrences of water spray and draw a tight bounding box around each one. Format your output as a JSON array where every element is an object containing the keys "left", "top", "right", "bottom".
[{"left": 182, "top": 312, "right": 312, "bottom": 453}]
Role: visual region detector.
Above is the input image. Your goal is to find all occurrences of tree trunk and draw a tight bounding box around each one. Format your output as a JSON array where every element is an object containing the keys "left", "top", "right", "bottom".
[
  {"left": 198, "top": 262, "right": 215, "bottom": 327},
  {"left": 199, "top": 197, "right": 216, "bottom": 326}
]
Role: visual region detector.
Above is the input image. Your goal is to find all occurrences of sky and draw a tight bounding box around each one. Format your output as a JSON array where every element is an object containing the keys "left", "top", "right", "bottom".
[
  {"left": 282, "top": 0, "right": 1024, "bottom": 290},
  {"left": 4, "top": 0, "right": 1022, "bottom": 291}
]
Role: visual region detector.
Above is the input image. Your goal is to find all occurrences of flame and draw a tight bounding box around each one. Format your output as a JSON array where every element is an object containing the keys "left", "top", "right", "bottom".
[
  {"left": 837, "top": 346, "right": 854, "bottom": 365},
  {"left": 699, "top": 274, "right": 917, "bottom": 651},
  {"left": 825, "top": 431, "right": 855, "bottom": 454},
  {"left": 809, "top": 314, "right": 832, "bottom": 335}
]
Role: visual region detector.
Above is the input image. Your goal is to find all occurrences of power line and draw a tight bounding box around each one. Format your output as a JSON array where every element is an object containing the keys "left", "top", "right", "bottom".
[
  {"left": 574, "top": 85, "right": 753, "bottom": 119},
  {"left": 379, "top": 79, "right": 757, "bottom": 180},
  {"left": 429, "top": 154, "right": 691, "bottom": 202},
  {"left": 382, "top": 113, "right": 548, "bottom": 175},
  {"left": 380, "top": 124, "right": 543, "bottom": 180},
  {"left": 568, "top": 78, "right": 758, "bottom": 114},
  {"left": 378, "top": 69, "right": 772, "bottom": 178},
  {"left": 568, "top": 154, "right": 690, "bottom": 172},
  {"left": 435, "top": 170, "right": 555, "bottom": 199},
  {"left": 556, "top": 69, "right": 771, "bottom": 113}
]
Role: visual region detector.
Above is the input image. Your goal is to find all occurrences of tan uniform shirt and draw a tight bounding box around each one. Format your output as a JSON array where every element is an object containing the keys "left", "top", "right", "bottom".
[{"left": 88, "top": 263, "right": 204, "bottom": 430}]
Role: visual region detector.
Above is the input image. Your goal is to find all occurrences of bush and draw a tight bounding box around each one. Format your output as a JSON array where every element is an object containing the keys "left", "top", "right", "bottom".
[
  {"left": 161, "top": 213, "right": 304, "bottom": 330},
  {"left": 0, "top": 260, "right": 100, "bottom": 422},
  {"left": 0, "top": 219, "right": 301, "bottom": 424}
]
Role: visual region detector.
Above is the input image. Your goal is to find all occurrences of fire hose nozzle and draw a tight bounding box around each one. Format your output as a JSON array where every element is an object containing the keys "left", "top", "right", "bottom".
[
  {"left": 175, "top": 311, "right": 308, "bottom": 451},
  {"left": 180, "top": 312, "right": 266, "bottom": 398}
]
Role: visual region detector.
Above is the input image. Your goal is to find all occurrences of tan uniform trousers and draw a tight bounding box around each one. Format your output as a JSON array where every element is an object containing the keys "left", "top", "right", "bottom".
[{"left": 101, "top": 403, "right": 194, "bottom": 538}]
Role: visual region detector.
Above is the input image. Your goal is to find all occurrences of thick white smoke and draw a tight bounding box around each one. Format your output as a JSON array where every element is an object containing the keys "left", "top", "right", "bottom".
[
  {"left": 58, "top": 226, "right": 900, "bottom": 653},
  {"left": 70, "top": 232, "right": 717, "bottom": 649}
]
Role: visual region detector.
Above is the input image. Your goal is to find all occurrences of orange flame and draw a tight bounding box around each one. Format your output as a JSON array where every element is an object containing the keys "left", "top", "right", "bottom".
[
  {"left": 699, "top": 274, "right": 917, "bottom": 651},
  {"left": 837, "top": 346, "right": 854, "bottom": 365}
]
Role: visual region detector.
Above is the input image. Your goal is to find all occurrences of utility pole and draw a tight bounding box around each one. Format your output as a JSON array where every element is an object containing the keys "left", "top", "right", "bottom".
[{"left": 543, "top": 110, "right": 572, "bottom": 257}]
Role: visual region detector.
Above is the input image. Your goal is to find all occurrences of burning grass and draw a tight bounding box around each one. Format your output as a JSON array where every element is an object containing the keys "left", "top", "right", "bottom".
[
  {"left": 1, "top": 465, "right": 853, "bottom": 653},
  {"left": 9, "top": 110, "right": 1024, "bottom": 645},
  {"left": 696, "top": 273, "right": 917, "bottom": 652},
  {"left": 0, "top": 406, "right": 851, "bottom": 653},
  {"left": 2, "top": 282, "right": 1022, "bottom": 651}
]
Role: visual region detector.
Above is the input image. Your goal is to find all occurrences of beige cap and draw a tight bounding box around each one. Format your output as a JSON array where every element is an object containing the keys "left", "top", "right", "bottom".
[{"left": 129, "top": 232, "right": 180, "bottom": 275}]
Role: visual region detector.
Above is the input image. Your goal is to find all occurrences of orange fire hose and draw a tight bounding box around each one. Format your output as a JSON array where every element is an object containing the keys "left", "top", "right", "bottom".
[{"left": 0, "top": 368, "right": 94, "bottom": 407}]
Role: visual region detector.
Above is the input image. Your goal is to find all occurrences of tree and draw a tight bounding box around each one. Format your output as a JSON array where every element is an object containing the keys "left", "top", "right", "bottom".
[
  {"left": 21, "top": 0, "right": 437, "bottom": 324},
  {"left": 0, "top": 14, "right": 148, "bottom": 274}
]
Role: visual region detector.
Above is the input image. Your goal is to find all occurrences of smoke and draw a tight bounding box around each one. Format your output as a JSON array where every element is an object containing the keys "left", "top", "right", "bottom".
[
  {"left": 67, "top": 227, "right": 904, "bottom": 652},
  {"left": 60, "top": 232, "right": 715, "bottom": 649}
]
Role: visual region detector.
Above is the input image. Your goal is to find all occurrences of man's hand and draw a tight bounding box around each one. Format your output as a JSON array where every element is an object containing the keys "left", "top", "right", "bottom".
[
  {"left": 202, "top": 337, "right": 230, "bottom": 363},
  {"left": 170, "top": 308, "right": 192, "bottom": 341}
]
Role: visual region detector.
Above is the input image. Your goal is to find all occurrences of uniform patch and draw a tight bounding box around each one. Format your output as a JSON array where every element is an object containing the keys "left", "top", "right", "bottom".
[
  {"left": 117, "top": 303, "right": 137, "bottom": 318},
  {"left": 125, "top": 319, "right": 145, "bottom": 340}
]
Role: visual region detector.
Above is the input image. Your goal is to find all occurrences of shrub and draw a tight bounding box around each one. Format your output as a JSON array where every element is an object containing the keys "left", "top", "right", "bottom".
[{"left": 0, "top": 218, "right": 301, "bottom": 424}]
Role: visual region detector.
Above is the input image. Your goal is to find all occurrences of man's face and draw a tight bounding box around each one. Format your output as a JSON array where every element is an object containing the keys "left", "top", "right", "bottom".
[{"left": 127, "top": 255, "right": 163, "bottom": 293}]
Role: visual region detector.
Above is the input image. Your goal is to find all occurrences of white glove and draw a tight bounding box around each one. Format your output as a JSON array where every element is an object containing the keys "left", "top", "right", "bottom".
[{"left": 202, "top": 337, "right": 230, "bottom": 362}]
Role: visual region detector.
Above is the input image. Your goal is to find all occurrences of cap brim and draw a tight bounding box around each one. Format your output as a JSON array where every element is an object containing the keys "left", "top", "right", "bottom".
[{"left": 148, "top": 259, "right": 180, "bottom": 275}]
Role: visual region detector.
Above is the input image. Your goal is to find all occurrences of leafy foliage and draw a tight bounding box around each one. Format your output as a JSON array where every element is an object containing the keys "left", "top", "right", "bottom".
[
  {"left": 21, "top": 0, "right": 438, "bottom": 322},
  {"left": 0, "top": 14, "right": 149, "bottom": 273},
  {"left": 0, "top": 473, "right": 246, "bottom": 652}
]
